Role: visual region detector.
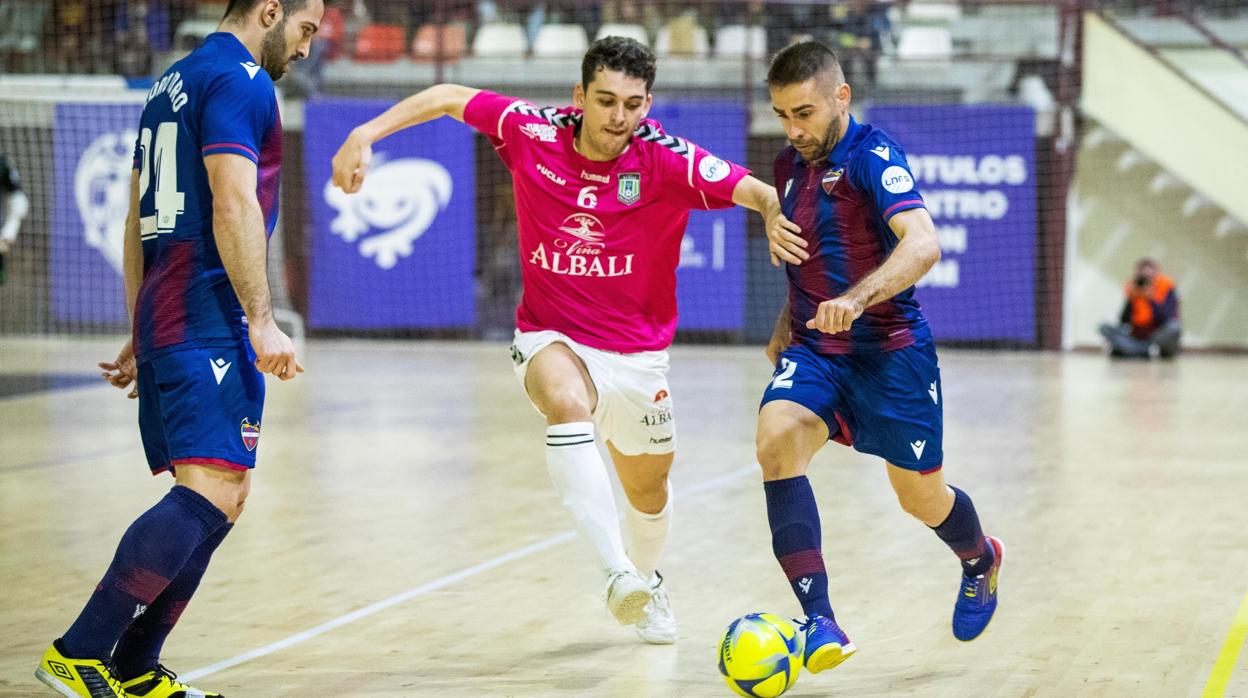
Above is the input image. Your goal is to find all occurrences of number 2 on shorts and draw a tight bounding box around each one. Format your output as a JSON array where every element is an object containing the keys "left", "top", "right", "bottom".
[{"left": 771, "top": 358, "right": 797, "bottom": 390}]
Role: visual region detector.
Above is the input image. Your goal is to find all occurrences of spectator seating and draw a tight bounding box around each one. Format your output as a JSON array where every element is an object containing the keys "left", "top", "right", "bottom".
[
  {"left": 353, "top": 24, "right": 406, "bottom": 62},
  {"left": 412, "top": 23, "right": 468, "bottom": 61},
  {"left": 472, "top": 22, "right": 528, "bottom": 57},
  {"left": 896, "top": 25, "right": 953, "bottom": 61},
  {"left": 595, "top": 23, "right": 648, "bottom": 46},
  {"left": 715, "top": 25, "right": 767, "bottom": 58},
  {"left": 655, "top": 18, "right": 710, "bottom": 57},
  {"left": 533, "top": 23, "right": 589, "bottom": 57}
]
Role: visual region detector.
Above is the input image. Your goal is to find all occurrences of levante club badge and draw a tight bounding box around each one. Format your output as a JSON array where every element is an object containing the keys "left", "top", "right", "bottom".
[
  {"left": 240, "top": 418, "right": 261, "bottom": 451},
  {"left": 822, "top": 168, "right": 844, "bottom": 194}
]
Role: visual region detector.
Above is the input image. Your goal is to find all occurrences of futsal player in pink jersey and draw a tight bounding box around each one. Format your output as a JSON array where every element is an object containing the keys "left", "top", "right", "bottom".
[{"left": 331, "top": 37, "right": 805, "bottom": 644}]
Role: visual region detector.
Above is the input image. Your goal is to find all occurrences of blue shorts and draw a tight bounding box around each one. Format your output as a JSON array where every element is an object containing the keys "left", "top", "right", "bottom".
[
  {"left": 759, "top": 341, "right": 943, "bottom": 471},
  {"left": 137, "top": 344, "right": 266, "bottom": 475}
]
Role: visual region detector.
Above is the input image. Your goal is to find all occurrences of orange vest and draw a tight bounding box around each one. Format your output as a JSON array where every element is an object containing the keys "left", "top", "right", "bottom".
[{"left": 1126, "top": 274, "right": 1175, "bottom": 329}]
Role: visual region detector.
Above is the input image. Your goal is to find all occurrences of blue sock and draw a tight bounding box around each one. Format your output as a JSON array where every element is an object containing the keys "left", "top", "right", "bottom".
[
  {"left": 764, "top": 476, "right": 834, "bottom": 620},
  {"left": 61, "top": 486, "right": 227, "bottom": 661},
  {"left": 930, "top": 486, "right": 993, "bottom": 576},
  {"left": 112, "top": 523, "right": 233, "bottom": 680}
]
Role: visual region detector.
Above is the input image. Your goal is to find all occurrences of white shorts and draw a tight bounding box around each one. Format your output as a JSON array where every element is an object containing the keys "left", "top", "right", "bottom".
[{"left": 510, "top": 329, "right": 675, "bottom": 456}]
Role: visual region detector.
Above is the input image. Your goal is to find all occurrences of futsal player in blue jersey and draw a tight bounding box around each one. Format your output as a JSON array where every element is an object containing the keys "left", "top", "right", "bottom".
[
  {"left": 754, "top": 41, "right": 1003, "bottom": 676},
  {"left": 36, "top": 2, "right": 324, "bottom": 696}
]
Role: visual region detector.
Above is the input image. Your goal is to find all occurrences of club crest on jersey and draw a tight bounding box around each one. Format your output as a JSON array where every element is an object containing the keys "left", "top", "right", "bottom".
[
  {"left": 617, "top": 172, "right": 641, "bottom": 206},
  {"left": 240, "top": 418, "right": 260, "bottom": 451},
  {"left": 76, "top": 129, "right": 139, "bottom": 276},
  {"left": 323, "top": 154, "right": 452, "bottom": 269},
  {"left": 822, "top": 168, "right": 844, "bottom": 195}
]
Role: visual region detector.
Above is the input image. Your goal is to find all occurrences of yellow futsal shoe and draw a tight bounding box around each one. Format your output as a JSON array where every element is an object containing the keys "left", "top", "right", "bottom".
[
  {"left": 121, "top": 666, "right": 223, "bottom": 698},
  {"left": 35, "top": 640, "right": 127, "bottom": 697}
]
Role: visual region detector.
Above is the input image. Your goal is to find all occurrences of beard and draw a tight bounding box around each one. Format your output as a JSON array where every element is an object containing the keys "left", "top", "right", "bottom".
[
  {"left": 794, "top": 113, "right": 843, "bottom": 163},
  {"left": 260, "top": 18, "right": 291, "bottom": 81}
]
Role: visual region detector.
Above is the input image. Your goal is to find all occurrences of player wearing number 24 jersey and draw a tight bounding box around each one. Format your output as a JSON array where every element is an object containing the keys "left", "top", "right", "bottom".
[
  {"left": 36, "top": 2, "right": 322, "bottom": 697},
  {"left": 332, "top": 37, "right": 798, "bottom": 647}
]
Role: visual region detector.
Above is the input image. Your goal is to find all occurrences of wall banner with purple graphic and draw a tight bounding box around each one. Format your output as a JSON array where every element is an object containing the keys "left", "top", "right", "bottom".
[
  {"left": 650, "top": 100, "right": 747, "bottom": 332},
  {"left": 867, "top": 105, "right": 1037, "bottom": 343},
  {"left": 305, "top": 99, "right": 475, "bottom": 330},
  {"left": 52, "top": 102, "right": 143, "bottom": 325}
]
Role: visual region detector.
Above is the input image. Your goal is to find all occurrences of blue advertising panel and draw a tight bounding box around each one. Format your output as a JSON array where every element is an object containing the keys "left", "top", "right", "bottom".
[
  {"left": 649, "top": 100, "right": 747, "bottom": 332},
  {"left": 867, "top": 105, "right": 1037, "bottom": 343},
  {"left": 304, "top": 99, "right": 476, "bottom": 329},
  {"left": 52, "top": 103, "right": 143, "bottom": 325}
]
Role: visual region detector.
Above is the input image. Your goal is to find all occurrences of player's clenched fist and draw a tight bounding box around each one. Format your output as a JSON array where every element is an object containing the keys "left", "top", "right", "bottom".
[
  {"left": 331, "top": 128, "right": 373, "bottom": 194},
  {"left": 806, "top": 296, "right": 865, "bottom": 335},
  {"left": 249, "top": 321, "right": 304, "bottom": 381}
]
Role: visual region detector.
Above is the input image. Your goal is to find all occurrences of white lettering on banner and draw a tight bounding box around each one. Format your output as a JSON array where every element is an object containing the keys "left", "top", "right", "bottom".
[
  {"left": 909, "top": 154, "right": 1027, "bottom": 186},
  {"left": 924, "top": 190, "right": 1009, "bottom": 220},
  {"left": 677, "top": 219, "right": 726, "bottom": 271},
  {"left": 917, "top": 259, "right": 960, "bottom": 288},
  {"left": 935, "top": 225, "right": 968, "bottom": 254}
]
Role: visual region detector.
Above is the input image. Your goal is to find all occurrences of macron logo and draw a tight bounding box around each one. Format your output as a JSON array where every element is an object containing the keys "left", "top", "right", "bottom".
[
  {"left": 871, "top": 145, "right": 891, "bottom": 161},
  {"left": 211, "top": 357, "right": 232, "bottom": 384},
  {"left": 240, "top": 61, "right": 261, "bottom": 79},
  {"left": 798, "top": 577, "right": 813, "bottom": 594},
  {"left": 910, "top": 440, "right": 927, "bottom": 460},
  {"left": 928, "top": 381, "right": 939, "bottom": 405}
]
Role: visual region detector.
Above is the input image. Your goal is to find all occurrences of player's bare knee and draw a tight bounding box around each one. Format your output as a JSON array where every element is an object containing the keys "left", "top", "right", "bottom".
[
  {"left": 756, "top": 430, "right": 803, "bottom": 480},
  {"left": 540, "top": 389, "right": 593, "bottom": 424},
  {"left": 896, "top": 489, "right": 943, "bottom": 522}
]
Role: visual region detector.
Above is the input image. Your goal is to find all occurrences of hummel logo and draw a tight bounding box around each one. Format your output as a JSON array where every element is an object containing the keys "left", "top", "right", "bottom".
[
  {"left": 910, "top": 439, "right": 927, "bottom": 459},
  {"left": 133, "top": 603, "right": 148, "bottom": 619},
  {"left": 240, "top": 61, "right": 261, "bottom": 79},
  {"left": 871, "top": 145, "right": 891, "bottom": 161},
  {"left": 928, "top": 381, "right": 939, "bottom": 405},
  {"left": 211, "top": 357, "right": 232, "bottom": 384},
  {"left": 966, "top": 557, "right": 980, "bottom": 566},
  {"left": 798, "top": 577, "right": 813, "bottom": 594}
]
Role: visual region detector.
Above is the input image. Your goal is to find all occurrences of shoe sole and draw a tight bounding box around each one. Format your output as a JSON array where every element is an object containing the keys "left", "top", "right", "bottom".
[
  {"left": 609, "top": 587, "right": 652, "bottom": 625},
  {"left": 34, "top": 668, "right": 79, "bottom": 698},
  {"left": 956, "top": 536, "right": 1005, "bottom": 643},
  {"left": 806, "top": 642, "right": 857, "bottom": 674},
  {"left": 634, "top": 627, "right": 677, "bottom": 645}
]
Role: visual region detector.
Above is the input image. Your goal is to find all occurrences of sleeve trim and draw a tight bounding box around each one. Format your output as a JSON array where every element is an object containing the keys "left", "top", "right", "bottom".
[
  {"left": 202, "top": 143, "right": 259, "bottom": 161},
  {"left": 882, "top": 199, "right": 924, "bottom": 220}
]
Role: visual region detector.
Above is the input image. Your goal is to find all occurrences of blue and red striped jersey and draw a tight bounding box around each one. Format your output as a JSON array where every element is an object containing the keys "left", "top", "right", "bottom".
[
  {"left": 130, "top": 32, "right": 281, "bottom": 363},
  {"left": 774, "top": 115, "right": 931, "bottom": 355}
]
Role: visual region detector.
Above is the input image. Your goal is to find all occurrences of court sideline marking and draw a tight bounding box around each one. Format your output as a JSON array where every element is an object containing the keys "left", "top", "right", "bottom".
[
  {"left": 182, "top": 464, "right": 760, "bottom": 681},
  {"left": 1203, "top": 589, "right": 1248, "bottom": 697}
]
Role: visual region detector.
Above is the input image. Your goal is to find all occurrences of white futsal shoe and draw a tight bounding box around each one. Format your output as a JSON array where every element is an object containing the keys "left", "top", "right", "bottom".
[
  {"left": 634, "top": 571, "right": 677, "bottom": 644},
  {"left": 606, "top": 569, "right": 652, "bottom": 625}
]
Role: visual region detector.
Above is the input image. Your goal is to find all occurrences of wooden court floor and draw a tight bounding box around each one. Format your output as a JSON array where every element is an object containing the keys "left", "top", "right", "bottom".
[{"left": 1, "top": 337, "right": 1245, "bottom": 697}]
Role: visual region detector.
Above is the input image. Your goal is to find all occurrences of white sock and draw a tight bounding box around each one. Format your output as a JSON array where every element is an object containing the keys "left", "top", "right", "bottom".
[
  {"left": 546, "top": 422, "right": 634, "bottom": 575},
  {"left": 625, "top": 480, "right": 672, "bottom": 581}
]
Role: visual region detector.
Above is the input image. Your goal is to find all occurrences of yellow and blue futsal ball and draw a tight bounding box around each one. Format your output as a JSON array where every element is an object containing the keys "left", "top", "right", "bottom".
[{"left": 717, "top": 613, "right": 803, "bottom": 697}]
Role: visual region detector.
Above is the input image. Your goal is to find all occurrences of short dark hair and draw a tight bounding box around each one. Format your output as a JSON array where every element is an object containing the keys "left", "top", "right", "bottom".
[
  {"left": 223, "top": 0, "right": 312, "bottom": 21},
  {"left": 767, "top": 40, "right": 844, "bottom": 87},
  {"left": 1137, "top": 258, "right": 1158, "bottom": 270},
  {"left": 581, "top": 36, "right": 657, "bottom": 92}
]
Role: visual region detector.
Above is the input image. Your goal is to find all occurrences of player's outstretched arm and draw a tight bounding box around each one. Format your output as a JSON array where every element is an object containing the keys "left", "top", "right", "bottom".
[
  {"left": 332, "top": 84, "right": 481, "bottom": 194},
  {"left": 807, "top": 208, "right": 940, "bottom": 335},
  {"left": 731, "top": 175, "right": 808, "bottom": 266},
  {"left": 206, "top": 152, "right": 303, "bottom": 381}
]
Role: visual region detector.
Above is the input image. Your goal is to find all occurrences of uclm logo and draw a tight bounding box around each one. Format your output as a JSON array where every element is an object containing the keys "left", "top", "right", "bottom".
[{"left": 323, "top": 155, "right": 453, "bottom": 270}]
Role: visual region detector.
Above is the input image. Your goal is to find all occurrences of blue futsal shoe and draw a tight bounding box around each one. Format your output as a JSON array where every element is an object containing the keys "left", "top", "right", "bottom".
[
  {"left": 953, "top": 536, "right": 1004, "bottom": 641},
  {"left": 800, "top": 614, "right": 857, "bottom": 674}
]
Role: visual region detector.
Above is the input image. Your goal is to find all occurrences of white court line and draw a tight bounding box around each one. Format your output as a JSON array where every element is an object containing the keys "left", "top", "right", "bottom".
[{"left": 182, "top": 464, "right": 759, "bottom": 681}]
